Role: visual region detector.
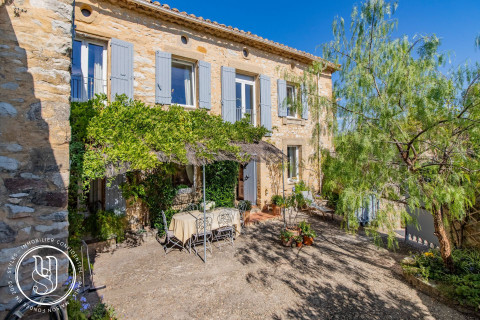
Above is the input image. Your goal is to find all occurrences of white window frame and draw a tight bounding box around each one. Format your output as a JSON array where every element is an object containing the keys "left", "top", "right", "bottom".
[
  {"left": 72, "top": 38, "right": 107, "bottom": 102},
  {"left": 286, "top": 84, "right": 298, "bottom": 118},
  {"left": 287, "top": 145, "right": 300, "bottom": 182},
  {"left": 235, "top": 75, "right": 256, "bottom": 126},
  {"left": 171, "top": 59, "right": 196, "bottom": 109}
]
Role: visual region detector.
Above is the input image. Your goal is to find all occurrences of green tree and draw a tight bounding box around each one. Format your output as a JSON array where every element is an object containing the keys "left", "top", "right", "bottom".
[{"left": 322, "top": 0, "right": 480, "bottom": 270}]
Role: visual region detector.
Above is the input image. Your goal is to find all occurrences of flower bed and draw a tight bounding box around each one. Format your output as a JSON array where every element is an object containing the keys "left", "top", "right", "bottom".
[{"left": 401, "top": 249, "right": 480, "bottom": 315}]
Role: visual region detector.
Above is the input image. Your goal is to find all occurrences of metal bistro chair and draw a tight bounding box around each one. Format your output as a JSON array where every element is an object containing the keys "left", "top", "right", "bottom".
[
  {"left": 161, "top": 211, "right": 187, "bottom": 255},
  {"left": 214, "top": 209, "right": 235, "bottom": 247},
  {"left": 184, "top": 203, "right": 198, "bottom": 212},
  {"left": 190, "top": 214, "right": 213, "bottom": 255}
]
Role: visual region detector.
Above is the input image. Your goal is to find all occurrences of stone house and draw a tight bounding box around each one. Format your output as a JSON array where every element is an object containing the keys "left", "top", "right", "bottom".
[
  {"left": 0, "top": 0, "right": 334, "bottom": 312},
  {"left": 73, "top": 0, "right": 336, "bottom": 215}
]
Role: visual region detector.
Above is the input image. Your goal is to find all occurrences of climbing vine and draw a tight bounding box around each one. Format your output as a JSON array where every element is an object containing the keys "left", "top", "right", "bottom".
[{"left": 69, "top": 94, "right": 269, "bottom": 193}]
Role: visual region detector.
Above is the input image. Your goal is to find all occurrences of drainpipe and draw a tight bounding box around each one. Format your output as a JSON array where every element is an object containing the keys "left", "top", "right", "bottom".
[
  {"left": 282, "top": 154, "right": 286, "bottom": 228},
  {"left": 203, "top": 164, "right": 207, "bottom": 263}
]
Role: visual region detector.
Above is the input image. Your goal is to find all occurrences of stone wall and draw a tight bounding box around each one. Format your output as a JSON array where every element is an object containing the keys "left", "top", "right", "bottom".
[
  {"left": 0, "top": 0, "right": 72, "bottom": 313},
  {"left": 75, "top": 0, "right": 333, "bottom": 209}
]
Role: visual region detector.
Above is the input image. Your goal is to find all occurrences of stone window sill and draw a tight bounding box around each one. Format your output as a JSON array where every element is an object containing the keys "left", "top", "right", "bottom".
[{"left": 282, "top": 117, "right": 304, "bottom": 126}]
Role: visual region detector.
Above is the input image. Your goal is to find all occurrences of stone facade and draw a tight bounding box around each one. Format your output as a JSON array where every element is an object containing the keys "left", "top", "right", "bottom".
[
  {"left": 0, "top": 0, "right": 72, "bottom": 313},
  {"left": 74, "top": 0, "right": 334, "bottom": 210},
  {"left": 0, "top": 0, "right": 334, "bottom": 312}
]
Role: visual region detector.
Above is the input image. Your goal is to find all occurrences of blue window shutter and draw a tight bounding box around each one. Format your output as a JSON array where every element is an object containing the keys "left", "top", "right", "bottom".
[
  {"left": 198, "top": 60, "right": 211, "bottom": 109},
  {"left": 155, "top": 51, "right": 172, "bottom": 105},
  {"left": 221, "top": 66, "right": 236, "bottom": 123},
  {"left": 301, "top": 83, "right": 308, "bottom": 119},
  {"left": 260, "top": 75, "right": 272, "bottom": 135},
  {"left": 277, "top": 79, "right": 287, "bottom": 117},
  {"left": 110, "top": 38, "right": 134, "bottom": 100}
]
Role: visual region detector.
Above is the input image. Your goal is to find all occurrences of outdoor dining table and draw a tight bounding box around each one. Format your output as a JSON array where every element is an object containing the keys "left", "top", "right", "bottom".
[{"left": 168, "top": 208, "right": 242, "bottom": 244}]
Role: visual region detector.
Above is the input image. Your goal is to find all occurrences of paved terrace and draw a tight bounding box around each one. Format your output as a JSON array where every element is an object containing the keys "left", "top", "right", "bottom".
[{"left": 90, "top": 213, "right": 473, "bottom": 320}]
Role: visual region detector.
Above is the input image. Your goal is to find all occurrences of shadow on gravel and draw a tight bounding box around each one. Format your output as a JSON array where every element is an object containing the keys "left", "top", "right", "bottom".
[{"left": 235, "top": 213, "right": 449, "bottom": 320}]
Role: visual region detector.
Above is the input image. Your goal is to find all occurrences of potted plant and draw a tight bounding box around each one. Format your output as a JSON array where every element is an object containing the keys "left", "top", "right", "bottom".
[
  {"left": 271, "top": 195, "right": 283, "bottom": 216},
  {"left": 294, "top": 235, "right": 303, "bottom": 248},
  {"left": 299, "top": 220, "right": 317, "bottom": 246},
  {"left": 280, "top": 229, "right": 294, "bottom": 247},
  {"left": 242, "top": 200, "right": 252, "bottom": 224}
]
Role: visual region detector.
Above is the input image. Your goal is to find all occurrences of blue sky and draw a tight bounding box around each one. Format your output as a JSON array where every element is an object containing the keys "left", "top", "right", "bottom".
[{"left": 165, "top": 0, "right": 479, "bottom": 67}]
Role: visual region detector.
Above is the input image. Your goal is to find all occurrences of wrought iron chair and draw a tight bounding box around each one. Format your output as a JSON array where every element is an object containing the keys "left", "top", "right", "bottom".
[
  {"left": 184, "top": 203, "right": 198, "bottom": 212},
  {"left": 190, "top": 214, "right": 213, "bottom": 255},
  {"left": 213, "top": 209, "right": 235, "bottom": 247},
  {"left": 161, "top": 211, "right": 187, "bottom": 255}
]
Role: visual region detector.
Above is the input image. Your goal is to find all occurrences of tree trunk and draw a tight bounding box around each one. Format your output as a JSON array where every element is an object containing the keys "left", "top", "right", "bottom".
[{"left": 432, "top": 205, "right": 454, "bottom": 272}]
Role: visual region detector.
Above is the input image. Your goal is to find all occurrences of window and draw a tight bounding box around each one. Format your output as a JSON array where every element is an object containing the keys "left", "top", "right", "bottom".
[
  {"left": 286, "top": 84, "right": 298, "bottom": 118},
  {"left": 235, "top": 74, "right": 256, "bottom": 124},
  {"left": 71, "top": 39, "right": 107, "bottom": 101},
  {"left": 171, "top": 59, "right": 195, "bottom": 107},
  {"left": 287, "top": 146, "right": 299, "bottom": 182}
]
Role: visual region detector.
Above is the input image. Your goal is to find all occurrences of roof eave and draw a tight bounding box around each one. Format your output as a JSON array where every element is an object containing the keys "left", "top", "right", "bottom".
[{"left": 119, "top": 0, "right": 338, "bottom": 72}]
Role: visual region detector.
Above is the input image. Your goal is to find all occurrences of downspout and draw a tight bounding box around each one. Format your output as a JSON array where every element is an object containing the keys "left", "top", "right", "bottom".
[{"left": 282, "top": 154, "right": 286, "bottom": 228}]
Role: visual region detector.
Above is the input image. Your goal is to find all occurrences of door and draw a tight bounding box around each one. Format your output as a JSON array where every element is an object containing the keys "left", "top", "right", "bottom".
[{"left": 243, "top": 161, "right": 257, "bottom": 204}]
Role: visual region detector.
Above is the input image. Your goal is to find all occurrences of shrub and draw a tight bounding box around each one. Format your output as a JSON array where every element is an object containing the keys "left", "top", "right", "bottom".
[
  {"left": 402, "top": 249, "right": 480, "bottom": 309},
  {"left": 87, "top": 210, "right": 127, "bottom": 242},
  {"left": 205, "top": 161, "right": 239, "bottom": 208},
  {"left": 271, "top": 195, "right": 284, "bottom": 205}
]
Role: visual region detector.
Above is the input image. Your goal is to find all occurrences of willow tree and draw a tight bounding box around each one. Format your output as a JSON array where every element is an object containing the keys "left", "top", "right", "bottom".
[{"left": 322, "top": 0, "right": 480, "bottom": 270}]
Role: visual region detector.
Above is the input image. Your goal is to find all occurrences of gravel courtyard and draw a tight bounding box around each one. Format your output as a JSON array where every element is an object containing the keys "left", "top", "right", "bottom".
[{"left": 91, "top": 213, "right": 472, "bottom": 320}]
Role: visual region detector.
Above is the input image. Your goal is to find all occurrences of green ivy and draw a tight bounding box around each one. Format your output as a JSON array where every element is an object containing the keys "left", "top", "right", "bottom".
[
  {"left": 205, "top": 161, "right": 239, "bottom": 208},
  {"left": 70, "top": 95, "right": 269, "bottom": 190},
  {"left": 86, "top": 210, "right": 127, "bottom": 242}
]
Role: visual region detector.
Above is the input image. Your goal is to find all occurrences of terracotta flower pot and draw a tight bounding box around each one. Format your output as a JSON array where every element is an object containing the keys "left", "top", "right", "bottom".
[
  {"left": 244, "top": 210, "right": 251, "bottom": 224},
  {"left": 296, "top": 241, "right": 303, "bottom": 248},
  {"left": 281, "top": 237, "right": 294, "bottom": 247},
  {"left": 303, "top": 236, "right": 314, "bottom": 246}
]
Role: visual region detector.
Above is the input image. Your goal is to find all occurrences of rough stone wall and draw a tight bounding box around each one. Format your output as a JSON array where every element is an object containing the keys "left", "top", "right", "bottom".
[
  {"left": 75, "top": 0, "right": 333, "bottom": 209},
  {"left": 0, "top": 0, "right": 72, "bottom": 313}
]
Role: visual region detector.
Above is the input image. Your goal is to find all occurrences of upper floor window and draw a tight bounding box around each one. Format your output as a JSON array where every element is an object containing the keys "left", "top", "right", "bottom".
[
  {"left": 171, "top": 59, "right": 195, "bottom": 107},
  {"left": 287, "top": 145, "right": 300, "bottom": 182},
  {"left": 71, "top": 39, "right": 107, "bottom": 101},
  {"left": 286, "top": 84, "right": 298, "bottom": 118},
  {"left": 235, "top": 74, "right": 256, "bottom": 125}
]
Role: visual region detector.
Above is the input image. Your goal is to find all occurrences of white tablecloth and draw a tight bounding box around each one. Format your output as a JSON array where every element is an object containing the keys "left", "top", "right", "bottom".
[{"left": 168, "top": 208, "right": 241, "bottom": 243}]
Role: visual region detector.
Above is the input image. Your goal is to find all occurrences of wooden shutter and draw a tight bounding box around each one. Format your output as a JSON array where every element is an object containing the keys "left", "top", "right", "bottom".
[
  {"left": 260, "top": 75, "right": 272, "bottom": 135},
  {"left": 277, "top": 79, "right": 287, "bottom": 117},
  {"left": 301, "top": 83, "right": 308, "bottom": 119},
  {"left": 221, "top": 66, "right": 236, "bottom": 123},
  {"left": 155, "top": 51, "right": 172, "bottom": 105},
  {"left": 110, "top": 38, "right": 134, "bottom": 100},
  {"left": 198, "top": 60, "right": 211, "bottom": 109}
]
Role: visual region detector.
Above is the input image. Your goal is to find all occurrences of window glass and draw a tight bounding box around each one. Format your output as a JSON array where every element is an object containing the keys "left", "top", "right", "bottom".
[
  {"left": 286, "top": 85, "right": 296, "bottom": 117},
  {"left": 236, "top": 74, "right": 254, "bottom": 82},
  {"left": 235, "top": 74, "right": 255, "bottom": 124},
  {"left": 71, "top": 40, "right": 105, "bottom": 101},
  {"left": 236, "top": 82, "right": 242, "bottom": 109},
  {"left": 172, "top": 61, "right": 194, "bottom": 106},
  {"left": 245, "top": 83, "right": 253, "bottom": 118},
  {"left": 287, "top": 146, "right": 298, "bottom": 179},
  {"left": 88, "top": 43, "right": 104, "bottom": 98}
]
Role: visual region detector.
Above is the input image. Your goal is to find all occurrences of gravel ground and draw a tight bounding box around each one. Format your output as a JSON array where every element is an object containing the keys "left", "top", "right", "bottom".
[{"left": 90, "top": 212, "right": 474, "bottom": 320}]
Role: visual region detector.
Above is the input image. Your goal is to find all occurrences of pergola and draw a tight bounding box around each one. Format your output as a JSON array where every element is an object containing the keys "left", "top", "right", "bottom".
[{"left": 104, "top": 140, "right": 287, "bottom": 262}]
